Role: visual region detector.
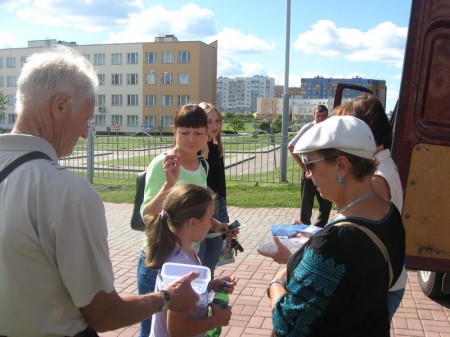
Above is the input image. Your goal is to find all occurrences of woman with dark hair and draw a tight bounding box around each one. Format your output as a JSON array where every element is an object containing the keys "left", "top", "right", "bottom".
[{"left": 268, "top": 116, "right": 405, "bottom": 337}]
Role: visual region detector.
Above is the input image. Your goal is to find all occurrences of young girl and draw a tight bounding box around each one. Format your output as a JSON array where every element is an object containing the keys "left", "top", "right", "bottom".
[
  {"left": 137, "top": 104, "right": 230, "bottom": 337},
  {"left": 145, "top": 184, "right": 236, "bottom": 337},
  {"left": 198, "top": 102, "right": 229, "bottom": 277}
]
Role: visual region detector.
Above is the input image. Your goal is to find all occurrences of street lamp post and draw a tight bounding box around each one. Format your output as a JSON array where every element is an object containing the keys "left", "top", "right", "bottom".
[{"left": 158, "top": 72, "right": 168, "bottom": 141}]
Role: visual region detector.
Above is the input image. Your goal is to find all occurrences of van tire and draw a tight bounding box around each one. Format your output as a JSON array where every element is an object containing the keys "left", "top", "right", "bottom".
[{"left": 417, "top": 270, "right": 444, "bottom": 297}]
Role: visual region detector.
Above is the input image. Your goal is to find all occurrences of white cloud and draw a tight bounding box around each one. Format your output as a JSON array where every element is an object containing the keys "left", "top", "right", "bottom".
[
  {"left": 206, "top": 27, "right": 275, "bottom": 53},
  {"left": 7, "top": 0, "right": 140, "bottom": 33},
  {"left": 105, "top": 4, "right": 216, "bottom": 43},
  {"left": 293, "top": 20, "right": 407, "bottom": 67},
  {"left": 0, "top": 32, "right": 17, "bottom": 48}
]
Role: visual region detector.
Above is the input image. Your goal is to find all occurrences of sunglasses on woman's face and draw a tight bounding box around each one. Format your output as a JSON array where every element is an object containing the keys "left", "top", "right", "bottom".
[{"left": 301, "top": 156, "right": 326, "bottom": 172}]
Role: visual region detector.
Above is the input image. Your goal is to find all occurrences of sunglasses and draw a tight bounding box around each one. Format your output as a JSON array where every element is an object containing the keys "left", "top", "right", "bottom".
[{"left": 301, "top": 156, "right": 325, "bottom": 172}]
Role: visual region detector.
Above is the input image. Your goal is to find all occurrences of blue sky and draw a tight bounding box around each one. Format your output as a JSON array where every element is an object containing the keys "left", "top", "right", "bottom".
[{"left": 0, "top": 0, "right": 412, "bottom": 112}]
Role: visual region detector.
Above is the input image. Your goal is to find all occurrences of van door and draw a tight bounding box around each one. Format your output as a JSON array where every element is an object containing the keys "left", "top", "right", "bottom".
[{"left": 390, "top": 0, "right": 450, "bottom": 274}]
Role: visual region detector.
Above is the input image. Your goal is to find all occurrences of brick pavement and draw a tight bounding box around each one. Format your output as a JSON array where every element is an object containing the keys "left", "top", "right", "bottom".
[{"left": 102, "top": 203, "right": 450, "bottom": 337}]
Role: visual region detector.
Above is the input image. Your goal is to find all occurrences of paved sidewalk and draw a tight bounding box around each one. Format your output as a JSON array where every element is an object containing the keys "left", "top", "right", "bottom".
[{"left": 102, "top": 203, "right": 450, "bottom": 337}]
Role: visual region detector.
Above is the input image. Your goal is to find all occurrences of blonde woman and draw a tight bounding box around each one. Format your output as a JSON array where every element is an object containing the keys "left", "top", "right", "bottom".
[{"left": 198, "top": 102, "right": 229, "bottom": 278}]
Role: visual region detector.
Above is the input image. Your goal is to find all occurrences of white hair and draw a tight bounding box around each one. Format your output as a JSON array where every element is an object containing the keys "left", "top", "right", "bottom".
[{"left": 15, "top": 46, "right": 98, "bottom": 115}]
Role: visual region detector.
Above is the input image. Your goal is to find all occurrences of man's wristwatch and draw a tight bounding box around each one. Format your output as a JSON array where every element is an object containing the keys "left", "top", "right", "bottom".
[{"left": 159, "top": 290, "right": 171, "bottom": 311}]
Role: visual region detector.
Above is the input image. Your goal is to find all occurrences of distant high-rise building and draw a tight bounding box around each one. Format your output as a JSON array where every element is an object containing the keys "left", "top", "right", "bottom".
[
  {"left": 0, "top": 36, "right": 217, "bottom": 133},
  {"left": 217, "top": 75, "right": 275, "bottom": 113},
  {"left": 301, "top": 76, "right": 387, "bottom": 109}
]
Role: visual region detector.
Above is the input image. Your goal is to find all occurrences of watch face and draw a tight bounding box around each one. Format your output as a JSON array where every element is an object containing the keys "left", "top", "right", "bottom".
[{"left": 160, "top": 290, "right": 171, "bottom": 311}]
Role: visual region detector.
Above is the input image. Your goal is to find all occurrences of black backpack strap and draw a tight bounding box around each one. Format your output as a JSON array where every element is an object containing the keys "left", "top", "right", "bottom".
[
  {"left": 0, "top": 151, "right": 52, "bottom": 184},
  {"left": 198, "top": 155, "right": 208, "bottom": 174}
]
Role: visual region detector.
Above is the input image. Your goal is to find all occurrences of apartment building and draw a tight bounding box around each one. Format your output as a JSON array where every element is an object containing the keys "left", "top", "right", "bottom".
[
  {"left": 256, "top": 97, "right": 334, "bottom": 122},
  {"left": 301, "top": 76, "right": 387, "bottom": 109},
  {"left": 217, "top": 75, "right": 275, "bottom": 113},
  {"left": 0, "top": 36, "right": 217, "bottom": 133}
]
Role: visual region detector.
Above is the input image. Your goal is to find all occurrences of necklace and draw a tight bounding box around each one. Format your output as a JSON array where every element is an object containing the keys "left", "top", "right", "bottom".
[{"left": 335, "top": 191, "right": 376, "bottom": 217}]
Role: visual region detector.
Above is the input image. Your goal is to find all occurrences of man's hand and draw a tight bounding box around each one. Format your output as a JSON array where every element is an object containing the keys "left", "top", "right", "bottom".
[
  {"left": 164, "top": 272, "right": 200, "bottom": 312},
  {"left": 257, "top": 236, "right": 292, "bottom": 264}
]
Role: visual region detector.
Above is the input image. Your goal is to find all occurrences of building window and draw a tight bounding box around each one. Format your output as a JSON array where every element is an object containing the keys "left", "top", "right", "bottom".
[
  {"left": 21, "top": 56, "right": 27, "bottom": 66},
  {"left": 111, "top": 115, "right": 123, "bottom": 126},
  {"left": 127, "top": 73, "right": 138, "bottom": 85},
  {"left": 6, "top": 57, "right": 15, "bottom": 68},
  {"left": 178, "top": 51, "right": 190, "bottom": 63},
  {"left": 178, "top": 73, "right": 190, "bottom": 85},
  {"left": 127, "top": 94, "right": 138, "bottom": 106},
  {"left": 145, "top": 115, "right": 155, "bottom": 126},
  {"left": 6, "top": 76, "right": 16, "bottom": 87},
  {"left": 7, "top": 95, "right": 15, "bottom": 106},
  {"left": 83, "top": 54, "right": 90, "bottom": 61},
  {"left": 145, "top": 73, "right": 156, "bottom": 85},
  {"left": 178, "top": 95, "right": 190, "bottom": 106},
  {"left": 127, "top": 52, "right": 138, "bottom": 64},
  {"left": 0, "top": 57, "right": 3, "bottom": 68},
  {"left": 112, "top": 74, "right": 122, "bottom": 85},
  {"left": 8, "top": 113, "right": 17, "bottom": 124},
  {"left": 0, "top": 76, "right": 3, "bottom": 87},
  {"left": 95, "top": 114, "right": 106, "bottom": 126},
  {"left": 112, "top": 94, "right": 123, "bottom": 106},
  {"left": 127, "top": 115, "right": 139, "bottom": 127},
  {"left": 97, "top": 74, "right": 105, "bottom": 86},
  {"left": 161, "top": 73, "right": 172, "bottom": 85},
  {"left": 162, "top": 52, "right": 173, "bottom": 64},
  {"left": 162, "top": 116, "right": 173, "bottom": 127},
  {"left": 96, "top": 94, "right": 106, "bottom": 106},
  {"left": 111, "top": 53, "right": 122, "bottom": 65},
  {"left": 145, "top": 95, "right": 156, "bottom": 106},
  {"left": 94, "top": 54, "right": 105, "bottom": 65},
  {"left": 145, "top": 52, "right": 156, "bottom": 64},
  {"left": 162, "top": 95, "right": 173, "bottom": 107}
]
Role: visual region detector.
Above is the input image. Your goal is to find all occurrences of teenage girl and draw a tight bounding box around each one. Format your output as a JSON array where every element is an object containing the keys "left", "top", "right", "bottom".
[
  {"left": 145, "top": 183, "right": 236, "bottom": 337},
  {"left": 198, "top": 102, "right": 229, "bottom": 277}
]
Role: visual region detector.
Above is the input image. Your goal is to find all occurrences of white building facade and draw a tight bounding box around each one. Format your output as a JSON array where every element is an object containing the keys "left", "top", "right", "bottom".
[
  {"left": 0, "top": 37, "right": 217, "bottom": 133},
  {"left": 217, "top": 75, "right": 275, "bottom": 113}
]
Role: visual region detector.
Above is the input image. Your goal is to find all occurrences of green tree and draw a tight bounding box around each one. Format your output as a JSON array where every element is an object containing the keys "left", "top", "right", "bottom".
[
  {"left": 223, "top": 112, "right": 236, "bottom": 120},
  {"left": 272, "top": 114, "right": 282, "bottom": 133},
  {"left": 229, "top": 118, "right": 245, "bottom": 133},
  {"left": 0, "top": 91, "right": 7, "bottom": 122}
]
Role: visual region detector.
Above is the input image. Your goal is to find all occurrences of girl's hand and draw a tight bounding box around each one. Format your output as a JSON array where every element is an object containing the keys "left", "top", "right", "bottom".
[
  {"left": 209, "top": 276, "right": 237, "bottom": 294},
  {"left": 209, "top": 302, "right": 232, "bottom": 326},
  {"left": 163, "top": 151, "right": 181, "bottom": 186}
]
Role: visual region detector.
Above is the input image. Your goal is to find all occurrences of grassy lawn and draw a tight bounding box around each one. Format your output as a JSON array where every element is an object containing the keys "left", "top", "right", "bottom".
[{"left": 92, "top": 177, "right": 302, "bottom": 208}]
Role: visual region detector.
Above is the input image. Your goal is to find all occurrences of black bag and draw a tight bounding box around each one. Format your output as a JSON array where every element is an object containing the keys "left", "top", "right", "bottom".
[
  {"left": 130, "top": 171, "right": 147, "bottom": 231},
  {"left": 130, "top": 157, "right": 208, "bottom": 232}
]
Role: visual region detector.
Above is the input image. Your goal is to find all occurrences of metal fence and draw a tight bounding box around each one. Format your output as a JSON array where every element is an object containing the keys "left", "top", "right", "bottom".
[{"left": 61, "top": 133, "right": 302, "bottom": 185}]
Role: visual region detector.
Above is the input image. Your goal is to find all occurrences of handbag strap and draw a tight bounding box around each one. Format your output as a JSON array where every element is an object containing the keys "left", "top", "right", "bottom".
[
  {"left": 0, "top": 151, "right": 52, "bottom": 184},
  {"left": 334, "top": 222, "right": 393, "bottom": 288}
]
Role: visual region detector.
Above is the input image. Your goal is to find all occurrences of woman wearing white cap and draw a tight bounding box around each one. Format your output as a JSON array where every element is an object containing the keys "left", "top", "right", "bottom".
[{"left": 267, "top": 116, "right": 405, "bottom": 337}]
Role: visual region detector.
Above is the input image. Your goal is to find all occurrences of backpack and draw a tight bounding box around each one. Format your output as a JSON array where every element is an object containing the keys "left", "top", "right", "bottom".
[{"left": 130, "top": 157, "right": 208, "bottom": 231}]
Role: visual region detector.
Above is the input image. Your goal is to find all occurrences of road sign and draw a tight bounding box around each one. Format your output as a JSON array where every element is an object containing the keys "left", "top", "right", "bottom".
[
  {"left": 140, "top": 124, "right": 153, "bottom": 131},
  {"left": 113, "top": 123, "right": 120, "bottom": 131}
]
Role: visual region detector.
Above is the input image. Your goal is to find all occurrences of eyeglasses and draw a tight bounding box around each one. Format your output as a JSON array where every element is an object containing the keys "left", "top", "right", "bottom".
[{"left": 301, "top": 156, "right": 326, "bottom": 172}]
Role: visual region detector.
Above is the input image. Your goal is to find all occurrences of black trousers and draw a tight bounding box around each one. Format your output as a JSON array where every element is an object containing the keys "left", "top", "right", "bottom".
[{"left": 300, "top": 173, "right": 332, "bottom": 227}]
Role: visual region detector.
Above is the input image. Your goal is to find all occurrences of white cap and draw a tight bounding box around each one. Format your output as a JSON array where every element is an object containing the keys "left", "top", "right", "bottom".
[{"left": 293, "top": 116, "right": 376, "bottom": 159}]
